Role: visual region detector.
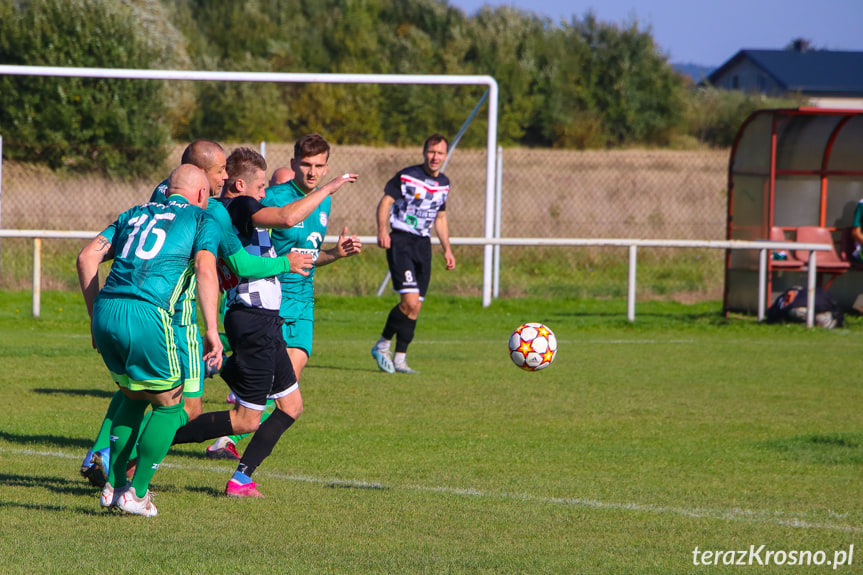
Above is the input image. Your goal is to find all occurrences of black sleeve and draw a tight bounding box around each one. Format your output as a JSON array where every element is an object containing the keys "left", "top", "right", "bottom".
[
  {"left": 384, "top": 172, "right": 402, "bottom": 200},
  {"left": 226, "top": 196, "right": 264, "bottom": 238}
]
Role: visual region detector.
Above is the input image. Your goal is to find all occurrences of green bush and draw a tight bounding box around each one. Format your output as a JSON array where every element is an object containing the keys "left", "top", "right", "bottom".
[
  {"left": 683, "top": 86, "right": 807, "bottom": 147},
  {"left": 0, "top": 0, "right": 171, "bottom": 178}
]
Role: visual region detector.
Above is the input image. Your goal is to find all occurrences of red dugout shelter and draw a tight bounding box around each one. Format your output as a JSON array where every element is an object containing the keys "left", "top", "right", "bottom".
[{"left": 723, "top": 108, "right": 863, "bottom": 315}]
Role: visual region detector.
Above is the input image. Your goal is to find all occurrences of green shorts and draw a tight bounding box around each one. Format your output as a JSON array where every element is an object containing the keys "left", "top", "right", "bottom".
[
  {"left": 92, "top": 297, "right": 181, "bottom": 392},
  {"left": 174, "top": 322, "right": 205, "bottom": 397},
  {"left": 281, "top": 317, "right": 314, "bottom": 357}
]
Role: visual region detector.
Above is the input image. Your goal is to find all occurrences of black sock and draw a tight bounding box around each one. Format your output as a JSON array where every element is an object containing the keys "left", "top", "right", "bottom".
[
  {"left": 172, "top": 410, "right": 233, "bottom": 445},
  {"left": 382, "top": 304, "right": 401, "bottom": 340},
  {"left": 237, "top": 409, "right": 295, "bottom": 476},
  {"left": 384, "top": 305, "right": 416, "bottom": 352},
  {"left": 395, "top": 315, "right": 417, "bottom": 353}
]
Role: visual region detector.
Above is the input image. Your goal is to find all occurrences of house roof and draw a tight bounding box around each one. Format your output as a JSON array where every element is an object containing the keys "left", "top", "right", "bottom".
[{"left": 707, "top": 50, "right": 863, "bottom": 95}]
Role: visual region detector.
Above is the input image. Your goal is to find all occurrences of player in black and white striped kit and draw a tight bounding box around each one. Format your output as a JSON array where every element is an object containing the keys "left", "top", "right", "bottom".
[{"left": 372, "top": 134, "right": 456, "bottom": 374}]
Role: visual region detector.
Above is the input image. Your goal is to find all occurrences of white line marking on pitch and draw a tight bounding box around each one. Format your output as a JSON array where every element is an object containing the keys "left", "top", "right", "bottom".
[{"left": 19, "top": 448, "right": 862, "bottom": 533}]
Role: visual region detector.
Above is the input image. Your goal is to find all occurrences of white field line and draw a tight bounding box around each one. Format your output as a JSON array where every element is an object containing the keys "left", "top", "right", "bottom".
[{"left": 17, "top": 448, "right": 863, "bottom": 533}]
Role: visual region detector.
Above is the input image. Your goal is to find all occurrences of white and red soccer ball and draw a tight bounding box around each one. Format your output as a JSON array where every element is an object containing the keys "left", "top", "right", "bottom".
[{"left": 508, "top": 323, "right": 557, "bottom": 371}]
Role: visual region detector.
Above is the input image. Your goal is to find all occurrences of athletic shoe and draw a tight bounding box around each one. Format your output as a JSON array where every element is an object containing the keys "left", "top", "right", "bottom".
[
  {"left": 371, "top": 346, "right": 395, "bottom": 374},
  {"left": 206, "top": 437, "right": 240, "bottom": 460},
  {"left": 394, "top": 363, "right": 419, "bottom": 374},
  {"left": 99, "top": 483, "right": 126, "bottom": 509},
  {"left": 82, "top": 448, "right": 110, "bottom": 488},
  {"left": 225, "top": 479, "right": 264, "bottom": 498},
  {"left": 79, "top": 449, "right": 95, "bottom": 476},
  {"left": 116, "top": 486, "right": 158, "bottom": 517},
  {"left": 226, "top": 391, "right": 237, "bottom": 404}
]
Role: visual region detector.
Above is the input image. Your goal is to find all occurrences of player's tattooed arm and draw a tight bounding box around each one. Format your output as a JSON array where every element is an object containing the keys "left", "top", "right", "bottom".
[
  {"left": 76, "top": 233, "right": 114, "bottom": 348},
  {"left": 92, "top": 235, "right": 115, "bottom": 262}
]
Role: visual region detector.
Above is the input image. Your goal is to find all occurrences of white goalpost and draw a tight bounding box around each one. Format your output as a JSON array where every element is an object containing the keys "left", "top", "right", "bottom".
[
  {"left": 1, "top": 66, "right": 830, "bottom": 326},
  {"left": 0, "top": 64, "right": 501, "bottom": 306}
]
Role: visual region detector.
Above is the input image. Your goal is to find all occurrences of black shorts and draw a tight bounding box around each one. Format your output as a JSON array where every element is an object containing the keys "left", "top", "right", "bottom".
[
  {"left": 387, "top": 230, "right": 432, "bottom": 298},
  {"left": 220, "top": 306, "right": 297, "bottom": 410}
]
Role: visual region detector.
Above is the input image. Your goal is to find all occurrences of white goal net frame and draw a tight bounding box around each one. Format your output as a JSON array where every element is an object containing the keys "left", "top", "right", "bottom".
[{"left": 0, "top": 65, "right": 501, "bottom": 305}]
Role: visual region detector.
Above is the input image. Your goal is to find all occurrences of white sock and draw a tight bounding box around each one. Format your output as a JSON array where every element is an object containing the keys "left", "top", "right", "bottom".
[
  {"left": 394, "top": 352, "right": 406, "bottom": 366},
  {"left": 376, "top": 338, "right": 391, "bottom": 351}
]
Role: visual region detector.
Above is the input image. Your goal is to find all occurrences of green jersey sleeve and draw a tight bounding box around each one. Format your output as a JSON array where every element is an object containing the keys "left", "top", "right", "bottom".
[
  {"left": 207, "top": 197, "right": 291, "bottom": 278},
  {"left": 223, "top": 247, "right": 292, "bottom": 278}
]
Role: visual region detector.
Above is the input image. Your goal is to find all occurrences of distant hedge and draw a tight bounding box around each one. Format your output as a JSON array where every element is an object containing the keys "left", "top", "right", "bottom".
[
  {"left": 0, "top": 0, "right": 803, "bottom": 177},
  {"left": 0, "top": 0, "right": 170, "bottom": 177}
]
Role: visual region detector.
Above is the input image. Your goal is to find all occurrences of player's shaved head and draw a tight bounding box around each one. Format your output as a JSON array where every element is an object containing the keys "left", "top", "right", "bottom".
[
  {"left": 167, "top": 164, "right": 209, "bottom": 208},
  {"left": 269, "top": 167, "right": 294, "bottom": 187},
  {"left": 182, "top": 140, "right": 224, "bottom": 170},
  {"left": 181, "top": 139, "right": 228, "bottom": 197}
]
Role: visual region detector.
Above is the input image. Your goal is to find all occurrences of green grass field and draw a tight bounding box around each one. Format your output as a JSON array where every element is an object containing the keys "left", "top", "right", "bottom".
[{"left": 0, "top": 291, "right": 861, "bottom": 574}]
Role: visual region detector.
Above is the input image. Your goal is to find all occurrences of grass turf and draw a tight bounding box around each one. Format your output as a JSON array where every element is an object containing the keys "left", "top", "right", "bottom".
[{"left": 0, "top": 291, "right": 861, "bottom": 574}]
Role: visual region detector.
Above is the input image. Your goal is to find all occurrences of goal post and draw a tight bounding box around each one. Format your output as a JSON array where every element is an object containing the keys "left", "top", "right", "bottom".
[{"left": 0, "top": 65, "right": 501, "bottom": 306}]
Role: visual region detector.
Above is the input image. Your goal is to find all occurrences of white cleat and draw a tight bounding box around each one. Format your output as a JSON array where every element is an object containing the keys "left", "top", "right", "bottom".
[
  {"left": 116, "top": 486, "right": 158, "bottom": 517},
  {"left": 99, "top": 483, "right": 122, "bottom": 509},
  {"left": 394, "top": 363, "right": 419, "bottom": 374},
  {"left": 371, "top": 346, "right": 395, "bottom": 374}
]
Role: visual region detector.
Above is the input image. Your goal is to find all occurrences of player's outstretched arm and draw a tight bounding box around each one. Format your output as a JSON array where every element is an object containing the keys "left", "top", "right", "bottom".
[
  {"left": 210, "top": 202, "right": 300, "bottom": 279},
  {"left": 223, "top": 246, "right": 307, "bottom": 279},
  {"left": 195, "top": 249, "right": 224, "bottom": 371},
  {"left": 317, "top": 226, "right": 362, "bottom": 267},
  {"left": 252, "top": 173, "right": 358, "bottom": 230}
]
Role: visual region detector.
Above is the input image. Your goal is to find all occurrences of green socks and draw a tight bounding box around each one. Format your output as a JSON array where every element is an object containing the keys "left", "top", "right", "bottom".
[
  {"left": 130, "top": 402, "right": 188, "bottom": 495},
  {"left": 92, "top": 389, "right": 124, "bottom": 452},
  {"left": 107, "top": 395, "right": 149, "bottom": 488}
]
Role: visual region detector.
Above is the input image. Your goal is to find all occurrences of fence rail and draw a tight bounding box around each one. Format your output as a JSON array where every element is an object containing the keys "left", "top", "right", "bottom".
[{"left": 1, "top": 230, "right": 831, "bottom": 327}]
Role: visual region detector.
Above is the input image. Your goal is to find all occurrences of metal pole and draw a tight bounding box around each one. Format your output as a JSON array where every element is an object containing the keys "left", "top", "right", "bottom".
[
  {"left": 757, "top": 248, "right": 767, "bottom": 321},
  {"left": 0, "top": 134, "right": 3, "bottom": 282},
  {"left": 627, "top": 245, "right": 637, "bottom": 321},
  {"left": 806, "top": 251, "right": 817, "bottom": 328},
  {"left": 493, "top": 146, "right": 503, "bottom": 299},
  {"left": 376, "top": 271, "right": 391, "bottom": 297},
  {"left": 482, "top": 82, "right": 499, "bottom": 307},
  {"left": 32, "top": 238, "right": 41, "bottom": 318}
]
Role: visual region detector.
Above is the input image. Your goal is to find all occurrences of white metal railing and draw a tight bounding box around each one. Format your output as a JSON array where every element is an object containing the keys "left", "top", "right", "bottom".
[
  {"left": 0, "top": 64, "right": 500, "bottom": 312},
  {"left": 0, "top": 230, "right": 833, "bottom": 327}
]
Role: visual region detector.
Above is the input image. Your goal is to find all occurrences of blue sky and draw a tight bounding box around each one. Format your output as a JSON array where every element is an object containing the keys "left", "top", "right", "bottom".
[{"left": 447, "top": 0, "right": 863, "bottom": 67}]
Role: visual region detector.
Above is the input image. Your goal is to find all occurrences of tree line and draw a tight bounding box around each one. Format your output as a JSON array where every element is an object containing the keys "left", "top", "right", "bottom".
[{"left": 0, "top": 0, "right": 801, "bottom": 177}]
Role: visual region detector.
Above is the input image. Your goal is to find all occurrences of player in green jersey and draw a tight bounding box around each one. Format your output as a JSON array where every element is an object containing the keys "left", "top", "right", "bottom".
[
  {"left": 77, "top": 165, "right": 222, "bottom": 516},
  {"left": 172, "top": 145, "right": 357, "bottom": 495},
  {"left": 205, "top": 134, "right": 362, "bottom": 457},
  {"left": 80, "top": 140, "right": 313, "bottom": 485}
]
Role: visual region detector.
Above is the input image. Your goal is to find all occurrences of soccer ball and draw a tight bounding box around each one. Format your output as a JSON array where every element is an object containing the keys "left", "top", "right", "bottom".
[{"left": 508, "top": 323, "right": 557, "bottom": 371}]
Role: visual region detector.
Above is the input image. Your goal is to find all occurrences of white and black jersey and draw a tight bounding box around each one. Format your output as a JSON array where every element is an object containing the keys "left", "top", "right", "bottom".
[
  {"left": 385, "top": 165, "right": 449, "bottom": 237},
  {"left": 219, "top": 196, "right": 281, "bottom": 312}
]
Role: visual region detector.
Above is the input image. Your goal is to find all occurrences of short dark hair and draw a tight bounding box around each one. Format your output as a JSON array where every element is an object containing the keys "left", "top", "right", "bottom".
[
  {"left": 181, "top": 139, "right": 223, "bottom": 169},
  {"left": 225, "top": 147, "right": 267, "bottom": 192},
  {"left": 294, "top": 133, "right": 330, "bottom": 161},
  {"left": 423, "top": 134, "right": 448, "bottom": 153}
]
